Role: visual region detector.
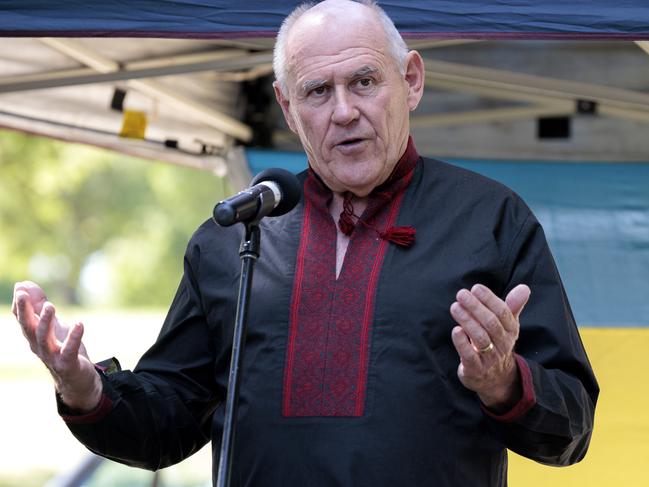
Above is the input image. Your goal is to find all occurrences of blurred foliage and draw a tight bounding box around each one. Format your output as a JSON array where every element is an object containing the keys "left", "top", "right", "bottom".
[{"left": 0, "top": 130, "right": 229, "bottom": 307}]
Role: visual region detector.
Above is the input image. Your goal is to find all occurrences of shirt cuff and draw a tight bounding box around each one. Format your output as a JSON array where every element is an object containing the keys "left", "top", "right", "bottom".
[
  {"left": 58, "top": 391, "right": 113, "bottom": 424},
  {"left": 57, "top": 357, "right": 120, "bottom": 424},
  {"left": 481, "top": 354, "right": 536, "bottom": 423}
]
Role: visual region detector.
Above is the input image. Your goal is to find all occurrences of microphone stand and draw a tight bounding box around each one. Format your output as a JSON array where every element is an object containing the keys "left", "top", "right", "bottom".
[{"left": 216, "top": 219, "right": 261, "bottom": 487}]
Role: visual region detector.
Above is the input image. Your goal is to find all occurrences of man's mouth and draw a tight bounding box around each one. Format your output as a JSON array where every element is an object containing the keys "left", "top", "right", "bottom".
[{"left": 336, "top": 138, "right": 364, "bottom": 147}]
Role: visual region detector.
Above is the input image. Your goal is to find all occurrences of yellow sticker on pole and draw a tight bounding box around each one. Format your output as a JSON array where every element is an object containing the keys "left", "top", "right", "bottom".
[{"left": 119, "top": 110, "right": 147, "bottom": 139}]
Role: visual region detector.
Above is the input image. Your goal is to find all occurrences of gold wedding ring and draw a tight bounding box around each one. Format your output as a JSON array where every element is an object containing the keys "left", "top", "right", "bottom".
[{"left": 478, "top": 342, "right": 494, "bottom": 354}]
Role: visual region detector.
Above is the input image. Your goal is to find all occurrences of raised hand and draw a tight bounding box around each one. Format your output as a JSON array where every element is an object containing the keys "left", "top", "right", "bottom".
[
  {"left": 12, "top": 281, "right": 102, "bottom": 412},
  {"left": 450, "top": 283, "right": 530, "bottom": 412}
]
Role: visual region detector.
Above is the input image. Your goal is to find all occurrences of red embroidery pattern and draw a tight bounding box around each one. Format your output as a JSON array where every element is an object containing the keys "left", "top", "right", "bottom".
[{"left": 283, "top": 139, "right": 419, "bottom": 417}]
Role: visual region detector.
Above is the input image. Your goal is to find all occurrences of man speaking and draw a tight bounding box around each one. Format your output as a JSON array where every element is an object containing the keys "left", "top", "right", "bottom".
[{"left": 13, "top": 1, "right": 598, "bottom": 485}]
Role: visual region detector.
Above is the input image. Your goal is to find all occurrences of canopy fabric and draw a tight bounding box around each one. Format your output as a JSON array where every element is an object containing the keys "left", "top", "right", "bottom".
[{"left": 2, "top": 1, "right": 649, "bottom": 39}]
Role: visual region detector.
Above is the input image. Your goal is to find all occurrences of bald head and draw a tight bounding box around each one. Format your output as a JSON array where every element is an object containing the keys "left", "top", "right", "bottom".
[{"left": 273, "top": 0, "right": 408, "bottom": 96}]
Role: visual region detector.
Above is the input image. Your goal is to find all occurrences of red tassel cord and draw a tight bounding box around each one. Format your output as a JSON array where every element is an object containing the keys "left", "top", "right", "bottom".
[
  {"left": 378, "top": 226, "right": 416, "bottom": 247},
  {"left": 337, "top": 192, "right": 416, "bottom": 248},
  {"left": 338, "top": 192, "right": 417, "bottom": 248},
  {"left": 338, "top": 192, "right": 357, "bottom": 236}
]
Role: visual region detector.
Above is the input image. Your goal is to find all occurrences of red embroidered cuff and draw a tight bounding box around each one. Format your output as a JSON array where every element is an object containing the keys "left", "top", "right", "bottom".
[
  {"left": 60, "top": 392, "right": 113, "bottom": 424},
  {"left": 58, "top": 358, "right": 120, "bottom": 424},
  {"left": 481, "top": 354, "right": 536, "bottom": 423}
]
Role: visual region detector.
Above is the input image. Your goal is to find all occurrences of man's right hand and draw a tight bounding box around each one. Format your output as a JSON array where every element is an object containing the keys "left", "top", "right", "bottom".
[{"left": 12, "top": 281, "right": 103, "bottom": 413}]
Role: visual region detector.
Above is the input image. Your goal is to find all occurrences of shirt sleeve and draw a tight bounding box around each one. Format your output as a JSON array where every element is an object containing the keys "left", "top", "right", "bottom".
[
  {"left": 60, "top": 240, "right": 223, "bottom": 471},
  {"left": 483, "top": 202, "right": 599, "bottom": 466},
  {"left": 480, "top": 354, "right": 536, "bottom": 422}
]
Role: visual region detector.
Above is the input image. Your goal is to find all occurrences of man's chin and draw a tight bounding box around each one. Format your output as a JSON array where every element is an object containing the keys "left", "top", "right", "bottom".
[{"left": 331, "top": 173, "right": 383, "bottom": 197}]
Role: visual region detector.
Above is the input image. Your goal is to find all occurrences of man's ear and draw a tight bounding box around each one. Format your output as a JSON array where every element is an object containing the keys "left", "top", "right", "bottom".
[
  {"left": 273, "top": 81, "right": 298, "bottom": 133},
  {"left": 403, "top": 51, "right": 425, "bottom": 112}
]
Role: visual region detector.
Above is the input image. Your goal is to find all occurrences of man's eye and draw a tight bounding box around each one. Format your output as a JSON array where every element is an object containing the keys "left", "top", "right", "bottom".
[
  {"left": 310, "top": 86, "right": 327, "bottom": 96},
  {"left": 356, "top": 78, "right": 373, "bottom": 88}
]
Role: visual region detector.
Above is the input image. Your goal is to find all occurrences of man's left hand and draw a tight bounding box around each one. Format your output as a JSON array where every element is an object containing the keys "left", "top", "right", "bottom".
[{"left": 450, "top": 284, "right": 530, "bottom": 412}]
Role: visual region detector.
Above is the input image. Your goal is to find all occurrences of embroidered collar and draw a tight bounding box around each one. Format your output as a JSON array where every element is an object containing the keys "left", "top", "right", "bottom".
[
  {"left": 284, "top": 136, "right": 420, "bottom": 417},
  {"left": 305, "top": 136, "right": 420, "bottom": 247}
]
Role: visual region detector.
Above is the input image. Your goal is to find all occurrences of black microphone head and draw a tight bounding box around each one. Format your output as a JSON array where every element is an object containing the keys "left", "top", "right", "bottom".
[
  {"left": 213, "top": 202, "right": 237, "bottom": 227},
  {"left": 250, "top": 168, "right": 302, "bottom": 217}
]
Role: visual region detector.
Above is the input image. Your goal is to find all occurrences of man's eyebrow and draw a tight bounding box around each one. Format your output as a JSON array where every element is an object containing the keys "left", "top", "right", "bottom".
[
  {"left": 300, "top": 66, "right": 380, "bottom": 93},
  {"left": 349, "top": 66, "right": 379, "bottom": 79},
  {"left": 301, "top": 79, "right": 328, "bottom": 93}
]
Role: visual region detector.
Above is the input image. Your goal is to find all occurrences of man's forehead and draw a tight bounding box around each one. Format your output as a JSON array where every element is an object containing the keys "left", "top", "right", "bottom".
[{"left": 285, "top": 10, "right": 388, "bottom": 83}]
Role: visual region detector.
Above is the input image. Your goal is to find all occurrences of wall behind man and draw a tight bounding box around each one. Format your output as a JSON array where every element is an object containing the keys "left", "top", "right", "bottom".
[{"left": 247, "top": 149, "right": 649, "bottom": 327}]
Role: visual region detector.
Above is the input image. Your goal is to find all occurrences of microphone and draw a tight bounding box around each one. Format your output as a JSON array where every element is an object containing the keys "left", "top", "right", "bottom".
[{"left": 213, "top": 168, "right": 302, "bottom": 226}]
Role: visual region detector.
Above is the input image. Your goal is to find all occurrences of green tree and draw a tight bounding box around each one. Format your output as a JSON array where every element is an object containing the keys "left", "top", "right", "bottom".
[{"left": 0, "top": 130, "right": 228, "bottom": 307}]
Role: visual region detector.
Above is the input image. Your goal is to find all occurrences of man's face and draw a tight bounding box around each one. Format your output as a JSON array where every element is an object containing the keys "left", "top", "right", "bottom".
[{"left": 275, "top": 5, "right": 423, "bottom": 197}]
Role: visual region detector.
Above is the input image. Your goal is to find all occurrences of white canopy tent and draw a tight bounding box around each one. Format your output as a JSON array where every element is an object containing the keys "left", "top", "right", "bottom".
[{"left": 1, "top": 2, "right": 649, "bottom": 189}]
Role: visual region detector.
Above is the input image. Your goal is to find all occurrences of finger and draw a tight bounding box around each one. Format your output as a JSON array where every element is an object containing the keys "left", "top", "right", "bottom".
[
  {"left": 469, "top": 284, "right": 517, "bottom": 334},
  {"left": 15, "top": 291, "right": 38, "bottom": 339},
  {"left": 451, "top": 325, "right": 482, "bottom": 372},
  {"left": 23, "top": 281, "right": 47, "bottom": 315},
  {"left": 50, "top": 313, "right": 68, "bottom": 343},
  {"left": 35, "top": 302, "right": 60, "bottom": 357},
  {"left": 13, "top": 280, "right": 48, "bottom": 316},
  {"left": 61, "top": 322, "right": 84, "bottom": 365},
  {"left": 450, "top": 299, "right": 496, "bottom": 352},
  {"left": 12, "top": 282, "right": 30, "bottom": 317},
  {"left": 505, "top": 284, "right": 531, "bottom": 320},
  {"left": 456, "top": 288, "right": 509, "bottom": 346}
]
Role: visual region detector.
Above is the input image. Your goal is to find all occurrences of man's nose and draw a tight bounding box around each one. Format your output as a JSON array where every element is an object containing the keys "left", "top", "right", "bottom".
[{"left": 331, "top": 88, "right": 359, "bottom": 125}]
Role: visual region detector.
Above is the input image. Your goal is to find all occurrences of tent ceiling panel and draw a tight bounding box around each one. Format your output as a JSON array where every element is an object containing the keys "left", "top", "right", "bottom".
[
  {"left": 0, "top": 38, "right": 249, "bottom": 163},
  {"left": 2, "top": 38, "right": 649, "bottom": 165}
]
